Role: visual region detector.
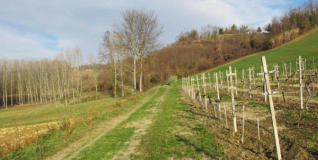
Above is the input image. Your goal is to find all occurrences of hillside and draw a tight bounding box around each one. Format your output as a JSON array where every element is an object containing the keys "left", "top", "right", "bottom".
[
  {"left": 179, "top": 28, "right": 318, "bottom": 159},
  {"left": 204, "top": 28, "right": 318, "bottom": 77}
]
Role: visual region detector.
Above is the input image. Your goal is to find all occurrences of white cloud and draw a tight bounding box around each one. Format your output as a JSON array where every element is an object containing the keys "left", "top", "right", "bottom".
[{"left": 0, "top": 0, "right": 301, "bottom": 59}]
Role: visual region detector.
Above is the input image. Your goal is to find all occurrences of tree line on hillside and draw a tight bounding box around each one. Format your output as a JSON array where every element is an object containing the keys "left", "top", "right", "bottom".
[{"left": 138, "top": 0, "right": 318, "bottom": 88}]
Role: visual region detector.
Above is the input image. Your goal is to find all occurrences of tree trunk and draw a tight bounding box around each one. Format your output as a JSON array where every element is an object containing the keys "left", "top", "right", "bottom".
[
  {"left": 121, "top": 64, "right": 124, "bottom": 97},
  {"left": 133, "top": 55, "right": 137, "bottom": 90},
  {"left": 139, "top": 59, "right": 143, "bottom": 92},
  {"left": 114, "top": 61, "right": 117, "bottom": 98}
]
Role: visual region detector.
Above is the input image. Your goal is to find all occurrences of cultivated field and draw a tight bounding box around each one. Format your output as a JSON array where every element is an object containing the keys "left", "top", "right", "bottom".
[{"left": 181, "top": 29, "right": 318, "bottom": 159}]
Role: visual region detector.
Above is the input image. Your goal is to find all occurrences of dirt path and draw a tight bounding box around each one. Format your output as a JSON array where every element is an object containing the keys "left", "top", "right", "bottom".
[
  {"left": 47, "top": 88, "right": 159, "bottom": 160},
  {"left": 111, "top": 87, "right": 169, "bottom": 159}
]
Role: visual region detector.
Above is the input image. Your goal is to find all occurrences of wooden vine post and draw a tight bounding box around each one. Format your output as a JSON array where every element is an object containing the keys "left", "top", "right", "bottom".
[
  {"left": 262, "top": 56, "right": 282, "bottom": 160},
  {"left": 257, "top": 119, "right": 261, "bottom": 154},
  {"left": 219, "top": 71, "right": 223, "bottom": 90},
  {"left": 284, "top": 63, "right": 288, "bottom": 80},
  {"left": 216, "top": 73, "right": 222, "bottom": 120},
  {"left": 289, "top": 61, "right": 292, "bottom": 77},
  {"left": 214, "top": 72, "right": 217, "bottom": 90},
  {"left": 274, "top": 63, "right": 280, "bottom": 89},
  {"left": 227, "top": 66, "right": 237, "bottom": 133},
  {"left": 191, "top": 77, "right": 195, "bottom": 99},
  {"left": 226, "top": 70, "right": 229, "bottom": 93},
  {"left": 258, "top": 66, "right": 267, "bottom": 102},
  {"left": 298, "top": 56, "right": 304, "bottom": 110},
  {"left": 208, "top": 73, "right": 212, "bottom": 89},
  {"left": 248, "top": 67, "right": 253, "bottom": 98},
  {"left": 224, "top": 103, "right": 228, "bottom": 128},
  {"left": 188, "top": 77, "right": 190, "bottom": 96},
  {"left": 235, "top": 68, "right": 238, "bottom": 95},
  {"left": 242, "top": 69, "right": 245, "bottom": 90},
  {"left": 196, "top": 75, "right": 202, "bottom": 102},
  {"left": 202, "top": 74, "right": 208, "bottom": 112},
  {"left": 252, "top": 66, "right": 255, "bottom": 87},
  {"left": 282, "top": 61, "right": 285, "bottom": 76},
  {"left": 242, "top": 104, "right": 245, "bottom": 144}
]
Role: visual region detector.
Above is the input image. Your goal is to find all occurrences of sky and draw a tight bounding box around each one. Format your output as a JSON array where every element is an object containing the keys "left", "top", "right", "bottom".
[{"left": 0, "top": 0, "right": 308, "bottom": 60}]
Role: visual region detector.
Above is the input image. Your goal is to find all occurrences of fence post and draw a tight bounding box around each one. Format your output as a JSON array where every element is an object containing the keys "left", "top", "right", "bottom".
[
  {"left": 299, "top": 56, "right": 304, "bottom": 110},
  {"left": 216, "top": 73, "right": 222, "bottom": 120},
  {"left": 262, "top": 56, "right": 282, "bottom": 160},
  {"left": 228, "top": 66, "right": 237, "bottom": 133},
  {"left": 202, "top": 74, "right": 208, "bottom": 112}
]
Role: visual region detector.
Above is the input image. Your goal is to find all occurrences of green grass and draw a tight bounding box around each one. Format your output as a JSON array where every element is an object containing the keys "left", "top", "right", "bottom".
[
  {"left": 0, "top": 87, "right": 159, "bottom": 159},
  {"left": 134, "top": 86, "right": 223, "bottom": 159},
  {"left": 0, "top": 97, "right": 122, "bottom": 128}
]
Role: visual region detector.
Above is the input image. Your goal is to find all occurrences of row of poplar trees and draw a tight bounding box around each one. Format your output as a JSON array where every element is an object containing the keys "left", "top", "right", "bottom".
[{"left": 0, "top": 47, "right": 99, "bottom": 108}]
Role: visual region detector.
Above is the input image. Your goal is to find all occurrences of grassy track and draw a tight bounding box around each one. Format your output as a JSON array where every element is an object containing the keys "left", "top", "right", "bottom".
[
  {"left": 133, "top": 85, "right": 223, "bottom": 159},
  {"left": 68, "top": 86, "right": 166, "bottom": 159}
]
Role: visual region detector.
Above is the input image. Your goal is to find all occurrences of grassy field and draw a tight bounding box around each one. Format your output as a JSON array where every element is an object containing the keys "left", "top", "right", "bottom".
[
  {"left": 0, "top": 96, "right": 121, "bottom": 128},
  {"left": 189, "top": 28, "right": 318, "bottom": 80},
  {"left": 0, "top": 88, "right": 157, "bottom": 159}
]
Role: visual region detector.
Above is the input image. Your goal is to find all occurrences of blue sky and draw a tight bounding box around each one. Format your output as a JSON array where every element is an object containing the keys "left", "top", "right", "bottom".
[{"left": 0, "top": 0, "right": 308, "bottom": 60}]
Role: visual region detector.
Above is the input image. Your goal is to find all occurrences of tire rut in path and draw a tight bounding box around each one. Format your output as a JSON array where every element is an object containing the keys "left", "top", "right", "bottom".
[
  {"left": 111, "top": 87, "right": 169, "bottom": 159},
  {"left": 47, "top": 88, "right": 160, "bottom": 160}
]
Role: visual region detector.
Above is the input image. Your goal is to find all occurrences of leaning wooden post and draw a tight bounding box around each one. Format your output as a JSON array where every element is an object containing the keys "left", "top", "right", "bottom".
[
  {"left": 216, "top": 73, "right": 222, "bottom": 120},
  {"left": 196, "top": 75, "right": 202, "bottom": 102},
  {"left": 299, "top": 56, "right": 304, "bottom": 110},
  {"left": 202, "top": 74, "right": 208, "bottom": 112},
  {"left": 262, "top": 56, "right": 282, "bottom": 160},
  {"left": 228, "top": 66, "right": 237, "bottom": 133}
]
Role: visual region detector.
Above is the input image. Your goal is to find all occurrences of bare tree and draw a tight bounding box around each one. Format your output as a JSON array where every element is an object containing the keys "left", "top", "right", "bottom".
[
  {"left": 88, "top": 53, "right": 99, "bottom": 100},
  {"left": 113, "top": 8, "right": 163, "bottom": 92}
]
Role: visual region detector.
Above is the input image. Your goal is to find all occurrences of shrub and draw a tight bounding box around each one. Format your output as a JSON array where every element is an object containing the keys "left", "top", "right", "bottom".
[{"left": 167, "top": 75, "right": 178, "bottom": 85}]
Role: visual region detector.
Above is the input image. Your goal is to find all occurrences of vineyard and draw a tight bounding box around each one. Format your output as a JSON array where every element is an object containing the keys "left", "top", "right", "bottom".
[{"left": 181, "top": 55, "right": 318, "bottom": 159}]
